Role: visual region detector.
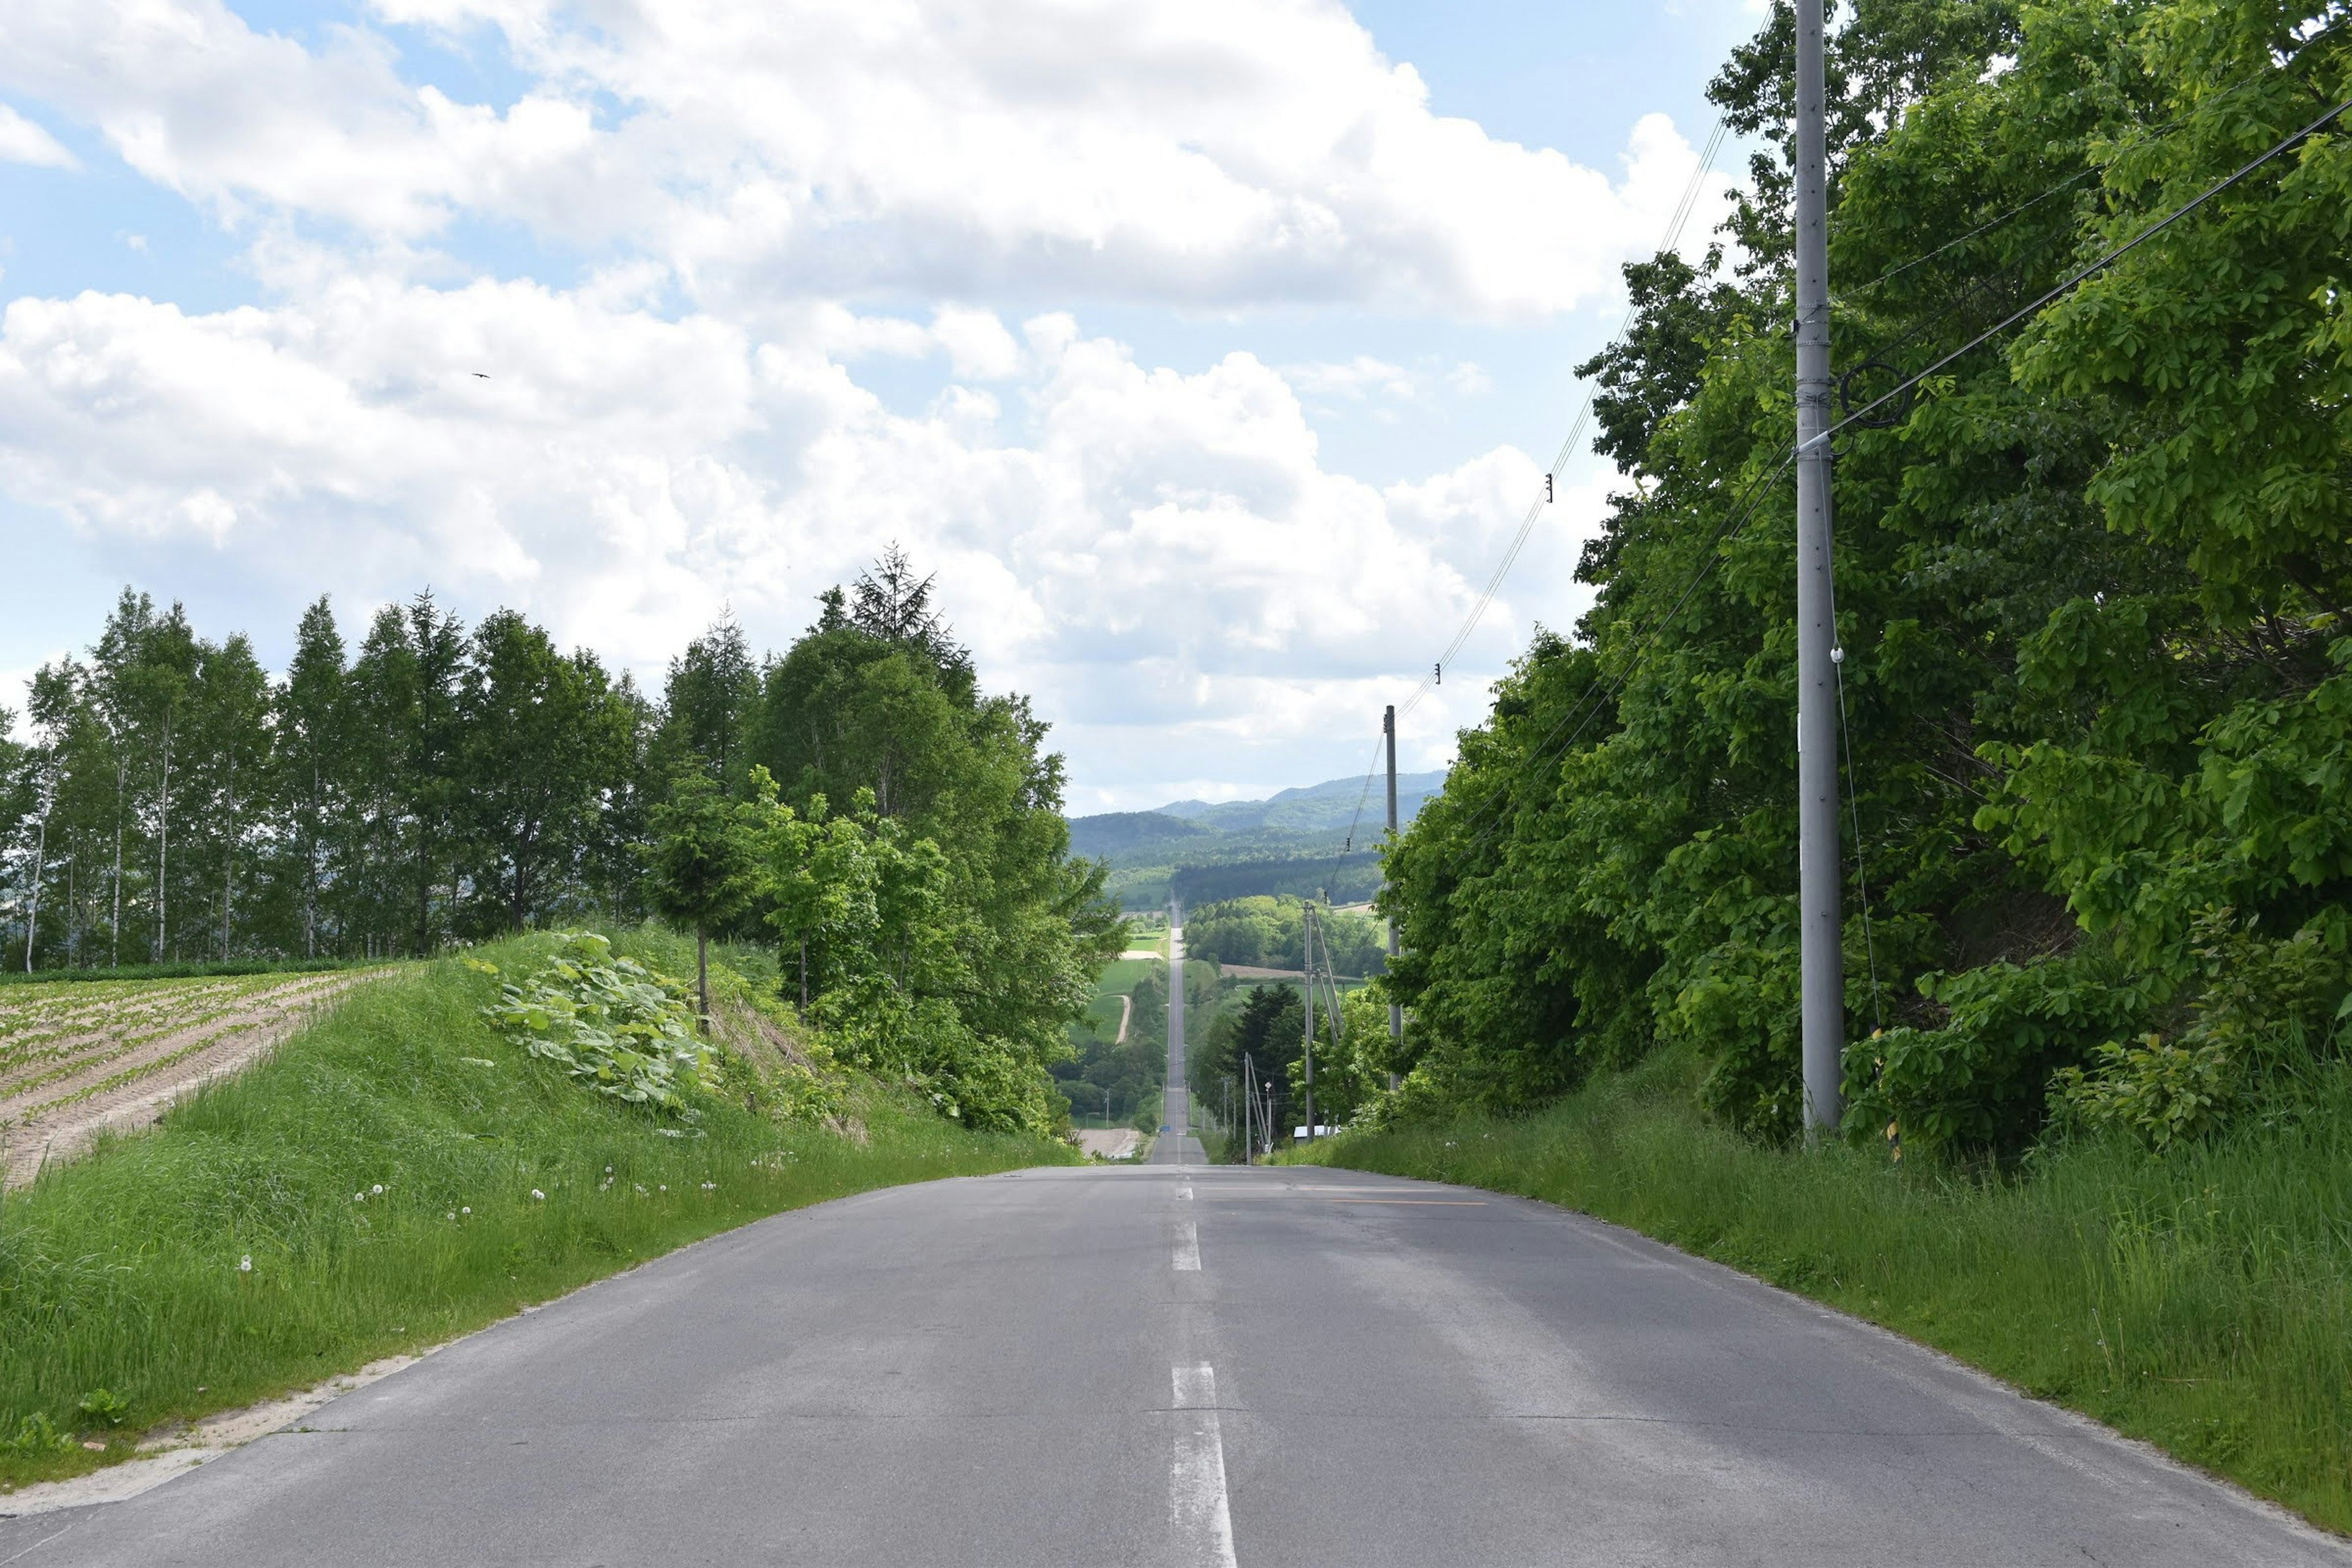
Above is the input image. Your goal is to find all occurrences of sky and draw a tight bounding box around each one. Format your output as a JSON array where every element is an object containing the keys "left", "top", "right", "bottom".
[{"left": 0, "top": 0, "right": 1762, "bottom": 813}]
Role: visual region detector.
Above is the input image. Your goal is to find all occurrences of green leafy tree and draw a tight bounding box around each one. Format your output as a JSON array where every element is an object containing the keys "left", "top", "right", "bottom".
[
  {"left": 647, "top": 772, "right": 766, "bottom": 1025},
  {"left": 459, "top": 610, "right": 628, "bottom": 933}
]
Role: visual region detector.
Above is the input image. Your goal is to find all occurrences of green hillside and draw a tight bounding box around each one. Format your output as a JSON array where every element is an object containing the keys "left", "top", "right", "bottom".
[{"left": 1071, "top": 771, "right": 1446, "bottom": 911}]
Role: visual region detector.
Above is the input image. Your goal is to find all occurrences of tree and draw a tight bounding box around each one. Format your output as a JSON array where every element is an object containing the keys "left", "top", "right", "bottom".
[
  {"left": 275, "top": 599, "right": 351, "bottom": 959},
  {"left": 188, "top": 634, "right": 271, "bottom": 958},
  {"left": 458, "top": 611, "right": 627, "bottom": 934},
  {"left": 647, "top": 772, "right": 765, "bottom": 1026},
  {"left": 660, "top": 613, "right": 760, "bottom": 790}
]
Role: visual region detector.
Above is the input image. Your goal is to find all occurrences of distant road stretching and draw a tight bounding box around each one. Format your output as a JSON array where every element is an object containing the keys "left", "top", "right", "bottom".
[{"left": 5, "top": 922, "right": 2344, "bottom": 1565}]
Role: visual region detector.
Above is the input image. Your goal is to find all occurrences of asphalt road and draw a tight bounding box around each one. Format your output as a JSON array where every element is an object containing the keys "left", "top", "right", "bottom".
[
  {"left": 1152, "top": 916, "right": 1200, "bottom": 1167},
  {"left": 6, "top": 968, "right": 2346, "bottom": 1563}
]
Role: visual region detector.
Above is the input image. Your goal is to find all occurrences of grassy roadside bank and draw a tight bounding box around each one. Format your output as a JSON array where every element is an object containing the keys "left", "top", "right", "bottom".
[
  {"left": 1292, "top": 1046, "right": 2352, "bottom": 1534},
  {"left": 0, "top": 931, "right": 1076, "bottom": 1491}
]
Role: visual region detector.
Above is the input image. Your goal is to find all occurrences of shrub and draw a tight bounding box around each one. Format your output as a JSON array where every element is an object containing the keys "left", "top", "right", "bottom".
[{"left": 478, "top": 933, "right": 716, "bottom": 1116}]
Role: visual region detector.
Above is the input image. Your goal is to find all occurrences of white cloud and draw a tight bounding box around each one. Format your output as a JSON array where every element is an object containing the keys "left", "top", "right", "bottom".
[
  {"left": 0, "top": 103, "right": 77, "bottom": 169},
  {"left": 0, "top": 0, "right": 1724, "bottom": 319},
  {"left": 0, "top": 0, "right": 1728, "bottom": 803},
  {"left": 0, "top": 273, "right": 1558, "bottom": 799}
]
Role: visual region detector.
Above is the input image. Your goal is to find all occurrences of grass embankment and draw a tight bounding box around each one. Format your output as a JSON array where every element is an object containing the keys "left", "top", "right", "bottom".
[
  {"left": 1296, "top": 1046, "right": 2352, "bottom": 1534},
  {"left": 0, "top": 929, "right": 1076, "bottom": 1490}
]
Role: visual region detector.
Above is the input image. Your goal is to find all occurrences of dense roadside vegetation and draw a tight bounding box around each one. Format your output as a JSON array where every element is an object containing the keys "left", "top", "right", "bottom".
[
  {"left": 1298, "top": 1053, "right": 2352, "bottom": 1533},
  {"left": 0, "top": 927, "right": 1077, "bottom": 1491},
  {"left": 1373, "top": 0, "right": 2352, "bottom": 1154},
  {"left": 1, "top": 548, "right": 1121, "bottom": 1134}
]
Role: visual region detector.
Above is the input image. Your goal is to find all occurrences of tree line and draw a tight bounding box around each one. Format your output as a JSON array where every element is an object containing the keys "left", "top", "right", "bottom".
[
  {"left": 1377, "top": 0, "right": 2352, "bottom": 1155},
  {"left": 1, "top": 551, "right": 1121, "bottom": 1131}
]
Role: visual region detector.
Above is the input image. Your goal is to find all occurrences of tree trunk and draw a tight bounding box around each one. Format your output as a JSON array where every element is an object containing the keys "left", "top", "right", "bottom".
[
  {"left": 798, "top": 936, "right": 808, "bottom": 1013},
  {"left": 154, "top": 722, "right": 172, "bottom": 963},
  {"left": 304, "top": 761, "right": 319, "bottom": 959},
  {"left": 696, "top": 927, "right": 710, "bottom": 1035},
  {"left": 24, "top": 798, "right": 50, "bottom": 973},
  {"left": 220, "top": 768, "right": 237, "bottom": 959},
  {"left": 111, "top": 760, "right": 125, "bottom": 967}
]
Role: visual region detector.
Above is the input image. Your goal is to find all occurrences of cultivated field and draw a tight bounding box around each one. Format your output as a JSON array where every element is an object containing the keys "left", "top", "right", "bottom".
[{"left": 0, "top": 970, "right": 385, "bottom": 1187}]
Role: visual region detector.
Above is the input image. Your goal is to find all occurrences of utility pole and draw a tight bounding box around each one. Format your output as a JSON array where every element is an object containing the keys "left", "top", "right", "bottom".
[
  {"left": 1793, "top": 0, "right": 1844, "bottom": 1137},
  {"left": 1243, "top": 1055, "right": 1254, "bottom": 1166},
  {"left": 1383, "top": 704, "right": 1402, "bottom": 1087},
  {"left": 1301, "top": 907, "right": 1317, "bottom": 1143}
]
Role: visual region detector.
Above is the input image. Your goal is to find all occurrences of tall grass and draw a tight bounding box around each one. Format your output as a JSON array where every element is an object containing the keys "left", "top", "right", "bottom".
[
  {"left": 1297, "top": 1046, "right": 2352, "bottom": 1534},
  {"left": 0, "top": 931, "right": 1074, "bottom": 1488}
]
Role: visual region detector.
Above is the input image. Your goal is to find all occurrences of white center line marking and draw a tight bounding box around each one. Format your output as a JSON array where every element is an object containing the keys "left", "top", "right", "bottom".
[
  {"left": 1173, "top": 1218, "right": 1201, "bottom": 1271},
  {"left": 1170, "top": 1364, "right": 1238, "bottom": 1568},
  {"left": 1178, "top": 1181, "right": 1193, "bottom": 1200}
]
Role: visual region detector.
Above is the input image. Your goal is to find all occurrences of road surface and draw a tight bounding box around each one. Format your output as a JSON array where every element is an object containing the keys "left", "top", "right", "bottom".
[
  {"left": 4, "top": 937, "right": 2344, "bottom": 1565},
  {"left": 1152, "top": 913, "right": 1201, "bottom": 1166}
]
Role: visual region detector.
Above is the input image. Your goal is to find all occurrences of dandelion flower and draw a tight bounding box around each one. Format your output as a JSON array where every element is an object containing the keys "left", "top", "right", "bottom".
[
  {"left": 238, "top": 1255, "right": 253, "bottom": 1272},
  {"left": 530, "top": 1189, "right": 546, "bottom": 1200},
  {"left": 371, "top": 1184, "right": 384, "bottom": 1195},
  {"left": 461, "top": 1206, "right": 472, "bottom": 1215},
  {"left": 659, "top": 1185, "right": 668, "bottom": 1192},
  {"left": 701, "top": 1182, "right": 715, "bottom": 1191},
  {"left": 446, "top": 1212, "right": 456, "bottom": 1221}
]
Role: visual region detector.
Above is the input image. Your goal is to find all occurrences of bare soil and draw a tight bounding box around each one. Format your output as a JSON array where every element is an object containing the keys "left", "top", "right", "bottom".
[{"left": 1, "top": 971, "right": 386, "bottom": 1188}]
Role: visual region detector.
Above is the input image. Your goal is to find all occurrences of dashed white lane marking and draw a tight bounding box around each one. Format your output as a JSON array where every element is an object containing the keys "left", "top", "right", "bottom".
[
  {"left": 1174, "top": 1218, "right": 1201, "bottom": 1271},
  {"left": 1178, "top": 1181, "right": 1193, "bottom": 1200},
  {"left": 1170, "top": 1365, "right": 1238, "bottom": 1568}
]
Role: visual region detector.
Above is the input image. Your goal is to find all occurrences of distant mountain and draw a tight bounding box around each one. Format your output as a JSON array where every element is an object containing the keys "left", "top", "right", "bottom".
[
  {"left": 1149, "top": 770, "right": 1448, "bottom": 834},
  {"left": 1069, "top": 769, "right": 1448, "bottom": 910},
  {"left": 1066, "top": 810, "right": 1216, "bottom": 859}
]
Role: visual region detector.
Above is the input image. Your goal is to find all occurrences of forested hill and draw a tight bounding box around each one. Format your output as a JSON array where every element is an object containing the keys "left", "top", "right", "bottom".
[
  {"left": 1372, "top": 0, "right": 2352, "bottom": 1154},
  {"left": 1071, "top": 771, "right": 1445, "bottom": 910},
  {"left": 0, "top": 549, "right": 1121, "bottom": 1133}
]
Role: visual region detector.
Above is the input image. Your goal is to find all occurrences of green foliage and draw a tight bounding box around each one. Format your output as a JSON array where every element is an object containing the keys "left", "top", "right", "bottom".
[
  {"left": 2, "top": 1413, "right": 75, "bottom": 1458},
  {"left": 2054, "top": 1035, "right": 2237, "bottom": 1152},
  {"left": 478, "top": 935, "right": 714, "bottom": 1115},
  {"left": 1373, "top": 0, "right": 2352, "bottom": 1157},
  {"left": 736, "top": 556, "right": 1123, "bottom": 1137},
  {"left": 0, "top": 547, "right": 1115, "bottom": 1150},
  {"left": 1183, "top": 895, "right": 1387, "bottom": 975},
  {"left": 75, "top": 1389, "right": 130, "bottom": 1428}
]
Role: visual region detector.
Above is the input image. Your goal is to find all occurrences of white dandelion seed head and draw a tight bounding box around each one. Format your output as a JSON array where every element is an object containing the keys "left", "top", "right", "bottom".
[
  {"left": 238, "top": 1255, "right": 252, "bottom": 1272},
  {"left": 531, "top": 1189, "right": 546, "bottom": 1200},
  {"left": 461, "top": 1206, "right": 471, "bottom": 1215},
  {"left": 371, "top": 1185, "right": 384, "bottom": 1195}
]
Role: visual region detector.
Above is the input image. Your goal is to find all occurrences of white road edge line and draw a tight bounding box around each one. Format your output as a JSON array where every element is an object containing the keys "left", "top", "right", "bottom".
[
  {"left": 1173, "top": 1218, "right": 1201, "bottom": 1271},
  {"left": 1170, "top": 1364, "right": 1238, "bottom": 1568}
]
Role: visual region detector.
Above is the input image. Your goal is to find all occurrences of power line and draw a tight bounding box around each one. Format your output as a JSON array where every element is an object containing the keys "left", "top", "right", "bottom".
[
  {"left": 1436, "top": 80, "right": 2352, "bottom": 877},
  {"left": 1838, "top": 15, "right": 2347, "bottom": 307},
  {"left": 1393, "top": 117, "right": 1731, "bottom": 729},
  {"left": 1447, "top": 446, "right": 1798, "bottom": 856},
  {"left": 1821, "top": 88, "right": 2352, "bottom": 446}
]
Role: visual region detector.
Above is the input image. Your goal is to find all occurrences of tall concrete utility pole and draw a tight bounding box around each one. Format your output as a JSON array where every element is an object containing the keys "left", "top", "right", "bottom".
[
  {"left": 1384, "top": 704, "right": 1402, "bottom": 1084},
  {"left": 1793, "top": 0, "right": 1844, "bottom": 1136},
  {"left": 1300, "top": 907, "right": 1317, "bottom": 1143}
]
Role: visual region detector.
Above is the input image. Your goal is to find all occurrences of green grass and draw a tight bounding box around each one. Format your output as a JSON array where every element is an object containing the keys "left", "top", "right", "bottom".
[
  {"left": 0, "top": 956, "right": 399, "bottom": 986},
  {"left": 0, "top": 930, "right": 1076, "bottom": 1489},
  {"left": 1091, "top": 958, "right": 1159, "bottom": 997},
  {"left": 1294, "top": 1045, "right": 2352, "bottom": 1535}
]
